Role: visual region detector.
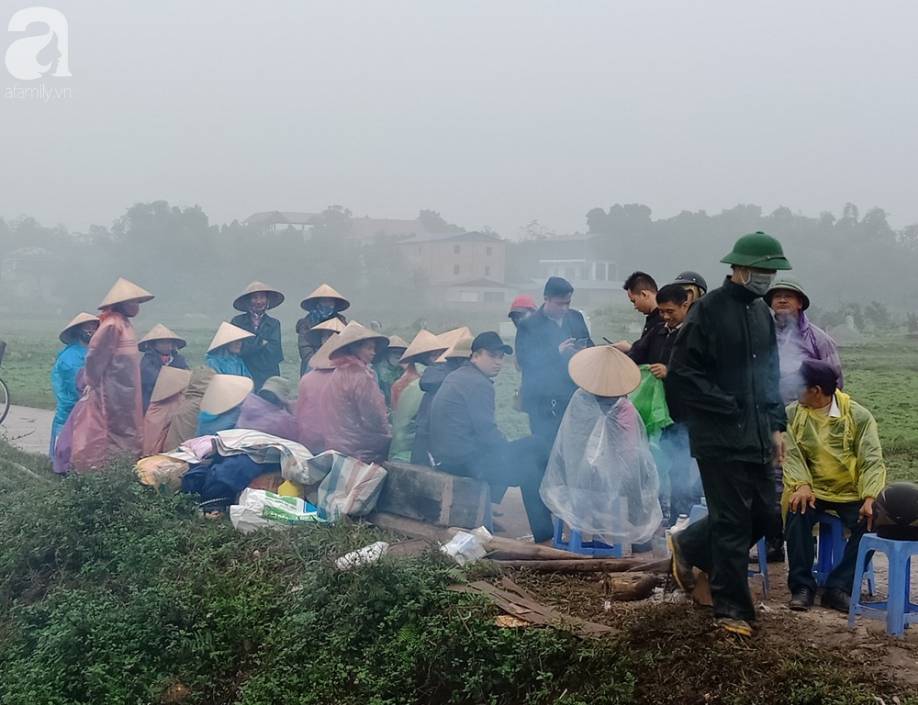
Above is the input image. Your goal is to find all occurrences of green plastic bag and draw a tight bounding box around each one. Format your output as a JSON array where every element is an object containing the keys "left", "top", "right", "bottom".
[{"left": 629, "top": 365, "right": 673, "bottom": 437}]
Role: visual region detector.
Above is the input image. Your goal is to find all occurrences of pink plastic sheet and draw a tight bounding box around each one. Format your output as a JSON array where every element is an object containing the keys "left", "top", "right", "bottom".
[
  {"left": 70, "top": 310, "right": 143, "bottom": 471},
  {"left": 296, "top": 368, "right": 333, "bottom": 453}
]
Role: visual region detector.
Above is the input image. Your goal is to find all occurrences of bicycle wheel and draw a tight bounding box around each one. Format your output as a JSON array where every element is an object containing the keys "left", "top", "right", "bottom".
[{"left": 0, "top": 377, "right": 9, "bottom": 426}]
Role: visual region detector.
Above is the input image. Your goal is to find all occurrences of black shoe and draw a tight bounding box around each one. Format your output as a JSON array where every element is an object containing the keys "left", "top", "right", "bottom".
[
  {"left": 821, "top": 588, "right": 851, "bottom": 613},
  {"left": 766, "top": 536, "right": 785, "bottom": 563},
  {"left": 788, "top": 587, "right": 815, "bottom": 611}
]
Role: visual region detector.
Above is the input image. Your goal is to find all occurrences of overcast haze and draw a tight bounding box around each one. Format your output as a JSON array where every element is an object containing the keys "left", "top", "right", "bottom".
[{"left": 2, "top": 0, "right": 918, "bottom": 236}]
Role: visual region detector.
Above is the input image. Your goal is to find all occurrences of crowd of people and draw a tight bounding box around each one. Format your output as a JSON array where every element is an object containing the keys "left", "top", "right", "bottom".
[{"left": 48, "top": 230, "right": 917, "bottom": 638}]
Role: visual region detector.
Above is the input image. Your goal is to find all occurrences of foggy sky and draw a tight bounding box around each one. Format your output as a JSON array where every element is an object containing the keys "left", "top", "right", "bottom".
[{"left": 2, "top": 0, "right": 918, "bottom": 237}]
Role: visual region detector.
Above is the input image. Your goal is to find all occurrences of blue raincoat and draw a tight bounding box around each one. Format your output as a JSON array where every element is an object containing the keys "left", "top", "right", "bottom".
[
  {"left": 196, "top": 407, "right": 243, "bottom": 436},
  {"left": 50, "top": 343, "right": 88, "bottom": 453},
  {"left": 205, "top": 350, "right": 252, "bottom": 378}
]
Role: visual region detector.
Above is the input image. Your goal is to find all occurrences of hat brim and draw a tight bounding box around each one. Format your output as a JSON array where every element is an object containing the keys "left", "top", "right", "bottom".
[
  {"left": 139, "top": 337, "right": 187, "bottom": 351},
  {"left": 233, "top": 290, "right": 285, "bottom": 312},
  {"left": 477, "top": 343, "right": 513, "bottom": 355},
  {"left": 720, "top": 253, "right": 793, "bottom": 271},
  {"left": 765, "top": 287, "right": 810, "bottom": 311},
  {"left": 300, "top": 296, "right": 350, "bottom": 312}
]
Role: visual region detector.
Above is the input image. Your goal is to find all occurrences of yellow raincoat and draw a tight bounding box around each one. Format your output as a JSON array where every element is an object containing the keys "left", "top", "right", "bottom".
[{"left": 782, "top": 391, "right": 886, "bottom": 508}]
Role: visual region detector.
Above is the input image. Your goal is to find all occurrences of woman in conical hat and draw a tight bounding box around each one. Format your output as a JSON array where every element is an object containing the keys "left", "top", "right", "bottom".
[
  {"left": 295, "top": 334, "right": 337, "bottom": 452},
  {"left": 295, "top": 283, "right": 350, "bottom": 375},
  {"left": 205, "top": 322, "right": 254, "bottom": 379},
  {"left": 69, "top": 278, "right": 154, "bottom": 472},
  {"left": 373, "top": 334, "right": 409, "bottom": 409},
  {"left": 389, "top": 329, "right": 448, "bottom": 411},
  {"left": 236, "top": 375, "right": 298, "bottom": 441},
  {"left": 230, "top": 281, "right": 286, "bottom": 391},
  {"left": 164, "top": 366, "right": 215, "bottom": 450},
  {"left": 196, "top": 373, "right": 254, "bottom": 436},
  {"left": 302, "top": 317, "right": 346, "bottom": 370},
  {"left": 318, "top": 322, "right": 392, "bottom": 463},
  {"left": 541, "top": 345, "right": 662, "bottom": 549},
  {"left": 49, "top": 312, "right": 100, "bottom": 456},
  {"left": 142, "top": 367, "right": 193, "bottom": 456},
  {"left": 138, "top": 324, "right": 189, "bottom": 412}
]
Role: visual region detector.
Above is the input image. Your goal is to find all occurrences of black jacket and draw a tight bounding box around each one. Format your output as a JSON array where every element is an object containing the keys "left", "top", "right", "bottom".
[
  {"left": 295, "top": 312, "right": 348, "bottom": 375},
  {"left": 231, "top": 313, "right": 283, "bottom": 390},
  {"left": 665, "top": 277, "right": 786, "bottom": 464},
  {"left": 641, "top": 308, "right": 663, "bottom": 338},
  {"left": 140, "top": 350, "right": 189, "bottom": 412},
  {"left": 429, "top": 363, "right": 506, "bottom": 468},
  {"left": 629, "top": 322, "right": 679, "bottom": 366},
  {"left": 515, "top": 306, "right": 593, "bottom": 412},
  {"left": 410, "top": 359, "right": 461, "bottom": 465}
]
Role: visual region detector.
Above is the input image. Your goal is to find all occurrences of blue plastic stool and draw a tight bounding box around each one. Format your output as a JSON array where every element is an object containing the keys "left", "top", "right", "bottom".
[
  {"left": 687, "top": 503, "right": 769, "bottom": 598},
  {"left": 848, "top": 533, "right": 918, "bottom": 637},
  {"left": 813, "top": 512, "right": 874, "bottom": 595},
  {"left": 552, "top": 517, "right": 624, "bottom": 558}
]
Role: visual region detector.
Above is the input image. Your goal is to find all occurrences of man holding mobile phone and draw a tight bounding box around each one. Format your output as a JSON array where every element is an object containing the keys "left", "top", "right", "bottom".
[{"left": 515, "top": 276, "right": 594, "bottom": 443}]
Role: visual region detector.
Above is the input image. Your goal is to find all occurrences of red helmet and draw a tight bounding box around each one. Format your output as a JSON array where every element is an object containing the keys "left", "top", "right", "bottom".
[{"left": 508, "top": 294, "right": 537, "bottom": 315}]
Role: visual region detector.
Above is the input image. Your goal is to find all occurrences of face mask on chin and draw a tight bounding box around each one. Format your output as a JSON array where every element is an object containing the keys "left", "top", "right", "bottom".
[{"left": 738, "top": 271, "right": 775, "bottom": 297}]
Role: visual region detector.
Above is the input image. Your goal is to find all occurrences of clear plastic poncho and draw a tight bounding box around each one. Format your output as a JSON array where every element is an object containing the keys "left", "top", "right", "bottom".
[{"left": 540, "top": 389, "right": 663, "bottom": 546}]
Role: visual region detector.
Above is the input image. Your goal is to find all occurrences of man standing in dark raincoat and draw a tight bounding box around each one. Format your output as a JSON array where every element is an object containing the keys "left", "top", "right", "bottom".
[
  {"left": 665, "top": 231, "right": 791, "bottom": 637},
  {"left": 230, "top": 281, "right": 285, "bottom": 391}
]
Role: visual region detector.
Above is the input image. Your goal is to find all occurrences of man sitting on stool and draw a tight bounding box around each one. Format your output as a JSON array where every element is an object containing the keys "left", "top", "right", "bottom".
[{"left": 784, "top": 359, "right": 886, "bottom": 613}]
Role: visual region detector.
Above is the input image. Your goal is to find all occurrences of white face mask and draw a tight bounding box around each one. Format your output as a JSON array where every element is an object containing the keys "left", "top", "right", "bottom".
[{"left": 738, "top": 270, "right": 775, "bottom": 297}]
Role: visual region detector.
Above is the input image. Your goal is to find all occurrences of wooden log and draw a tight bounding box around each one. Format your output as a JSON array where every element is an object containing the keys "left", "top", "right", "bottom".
[
  {"left": 378, "top": 461, "right": 491, "bottom": 528},
  {"left": 605, "top": 573, "right": 661, "bottom": 601},
  {"left": 489, "top": 557, "right": 657, "bottom": 573}
]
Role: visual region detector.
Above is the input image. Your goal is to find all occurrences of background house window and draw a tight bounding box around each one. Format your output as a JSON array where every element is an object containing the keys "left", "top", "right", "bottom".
[
  {"left": 485, "top": 265, "right": 491, "bottom": 276},
  {"left": 453, "top": 264, "right": 460, "bottom": 275},
  {"left": 453, "top": 245, "right": 461, "bottom": 254},
  {"left": 486, "top": 246, "right": 493, "bottom": 256}
]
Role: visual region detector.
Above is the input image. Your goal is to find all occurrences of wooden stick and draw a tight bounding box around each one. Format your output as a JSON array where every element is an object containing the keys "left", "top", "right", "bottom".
[{"left": 488, "top": 557, "right": 661, "bottom": 573}]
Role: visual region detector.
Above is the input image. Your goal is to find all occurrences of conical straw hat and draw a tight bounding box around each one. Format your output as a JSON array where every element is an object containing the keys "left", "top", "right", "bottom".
[
  {"left": 568, "top": 345, "right": 642, "bottom": 398},
  {"left": 233, "top": 280, "right": 285, "bottom": 311},
  {"left": 150, "top": 366, "right": 193, "bottom": 404},
  {"left": 435, "top": 326, "right": 473, "bottom": 363},
  {"left": 300, "top": 283, "right": 351, "bottom": 312},
  {"left": 308, "top": 335, "right": 339, "bottom": 371},
  {"left": 200, "top": 374, "right": 254, "bottom": 415},
  {"left": 98, "top": 277, "right": 154, "bottom": 309},
  {"left": 387, "top": 335, "right": 409, "bottom": 351},
  {"left": 138, "top": 323, "right": 187, "bottom": 350},
  {"left": 400, "top": 329, "right": 448, "bottom": 364},
  {"left": 313, "top": 317, "right": 347, "bottom": 334},
  {"left": 327, "top": 321, "right": 388, "bottom": 360},
  {"left": 445, "top": 334, "right": 474, "bottom": 360},
  {"left": 59, "top": 312, "right": 99, "bottom": 344},
  {"left": 207, "top": 321, "right": 255, "bottom": 353}
]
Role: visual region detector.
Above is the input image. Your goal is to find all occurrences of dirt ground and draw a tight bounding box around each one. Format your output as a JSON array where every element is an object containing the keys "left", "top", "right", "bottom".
[{"left": 1, "top": 405, "right": 53, "bottom": 455}]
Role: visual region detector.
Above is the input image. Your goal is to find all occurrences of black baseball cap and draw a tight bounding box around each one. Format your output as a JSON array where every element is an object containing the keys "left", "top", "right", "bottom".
[{"left": 471, "top": 331, "right": 513, "bottom": 355}]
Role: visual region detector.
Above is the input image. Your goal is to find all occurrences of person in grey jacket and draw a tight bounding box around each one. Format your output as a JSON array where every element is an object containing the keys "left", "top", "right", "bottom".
[{"left": 429, "top": 332, "right": 554, "bottom": 542}]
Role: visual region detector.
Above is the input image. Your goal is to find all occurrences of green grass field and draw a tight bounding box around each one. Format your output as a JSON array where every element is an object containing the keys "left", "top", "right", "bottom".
[{"left": 2, "top": 317, "right": 916, "bottom": 481}]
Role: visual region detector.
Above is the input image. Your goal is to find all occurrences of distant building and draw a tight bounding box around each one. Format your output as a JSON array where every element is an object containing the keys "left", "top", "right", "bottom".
[
  {"left": 243, "top": 211, "right": 319, "bottom": 234},
  {"left": 397, "top": 231, "right": 510, "bottom": 307}
]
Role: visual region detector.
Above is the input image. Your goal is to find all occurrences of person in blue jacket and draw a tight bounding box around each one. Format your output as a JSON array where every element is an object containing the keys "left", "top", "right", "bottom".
[
  {"left": 205, "top": 322, "right": 254, "bottom": 378},
  {"left": 50, "top": 312, "right": 99, "bottom": 453}
]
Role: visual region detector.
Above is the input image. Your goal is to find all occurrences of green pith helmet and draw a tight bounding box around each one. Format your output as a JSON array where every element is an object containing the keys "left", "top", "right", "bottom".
[
  {"left": 765, "top": 277, "right": 810, "bottom": 310},
  {"left": 720, "top": 231, "right": 792, "bottom": 271}
]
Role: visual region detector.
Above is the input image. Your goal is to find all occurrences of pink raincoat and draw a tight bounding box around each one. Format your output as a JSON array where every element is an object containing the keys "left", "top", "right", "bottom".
[
  {"left": 70, "top": 310, "right": 143, "bottom": 471},
  {"left": 142, "top": 393, "right": 184, "bottom": 456},
  {"left": 319, "top": 355, "right": 392, "bottom": 463},
  {"left": 296, "top": 368, "right": 333, "bottom": 453},
  {"left": 236, "top": 393, "right": 298, "bottom": 441}
]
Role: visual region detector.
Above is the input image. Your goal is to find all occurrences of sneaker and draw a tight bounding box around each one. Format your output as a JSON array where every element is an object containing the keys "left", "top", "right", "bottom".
[
  {"left": 821, "top": 588, "right": 851, "bottom": 613},
  {"left": 668, "top": 533, "right": 695, "bottom": 592},
  {"left": 788, "top": 586, "right": 815, "bottom": 611},
  {"left": 714, "top": 617, "right": 753, "bottom": 637}
]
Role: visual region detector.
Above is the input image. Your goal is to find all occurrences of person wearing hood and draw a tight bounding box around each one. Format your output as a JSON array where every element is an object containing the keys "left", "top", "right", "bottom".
[
  {"left": 69, "top": 278, "right": 154, "bottom": 472},
  {"left": 765, "top": 278, "right": 843, "bottom": 405},
  {"left": 196, "top": 374, "right": 254, "bottom": 436},
  {"left": 138, "top": 324, "right": 189, "bottom": 412},
  {"left": 236, "top": 375, "right": 298, "bottom": 440},
  {"left": 164, "top": 366, "right": 216, "bottom": 449},
  {"left": 296, "top": 336, "right": 338, "bottom": 453},
  {"left": 296, "top": 284, "right": 350, "bottom": 375},
  {"left": 318, "top": 322, "right": 392, "bottom": 463},
  {"left": 374, "top": 335, "right": 409, "bottom": 408},
  {"left": 142, "top": 367, "right": 192, "bottom": 455},
  {"left": 50, "top": 312, "right": 99, "bottom": 455},
  {"left": 540, "top": 346, "right": 662, "bottom": 551},
  {"left": 230, "top": 281, "right": 285, "bottom": 390},
  {"left": 666, "top": 232, "right": 791, "bottom": 637},
  {"left": 390, "top": 329, "right": 452, "bottom": 411},
  {"left": 410, "top": 333, "right": 472, "bottom": 465},
  {"left": 205, "top": 322, "right": 254, "bottom": 378}
]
